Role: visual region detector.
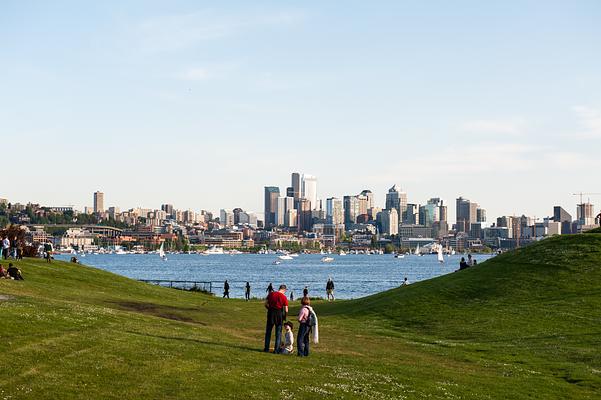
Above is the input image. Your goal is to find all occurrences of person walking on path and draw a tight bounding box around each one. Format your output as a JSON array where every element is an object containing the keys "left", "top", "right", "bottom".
[
  {"left": 303, "top": 286, "right": 309, "bottom": 298},
  {"left": 223, "top": 280, "right": 230, "bottom": 298},
  {"left": 297, "top": 296, "right": 318, "bottom": 356},
  {"left": 326, "top": 278, "right": 335, "bottom": 301},
  {"left": 266, "top": 282, "right": 274, "bottom": 294},
  {"left": 263, "top": 284, "right": 288, "bottom": 353},
  {"left": 245, "top": 282, "right": 251, "bottom": 301},
  {"left": 10, "top": 237, "right": 18, "bottom": 259}
]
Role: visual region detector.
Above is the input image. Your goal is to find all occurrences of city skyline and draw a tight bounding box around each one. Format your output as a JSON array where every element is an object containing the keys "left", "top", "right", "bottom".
[{"left": 1, "top": 1, "right": 600, "bottom": 221}]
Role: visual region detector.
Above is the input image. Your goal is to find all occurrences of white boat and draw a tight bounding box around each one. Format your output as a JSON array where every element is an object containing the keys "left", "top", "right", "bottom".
[
  {"left": 290, "top": 253, "right": 299, "bottom": 258},
  {"left": 273, "top": 260, "right": 281, "bottom": 265},
  {"left": 414, "top": 245, "right": 421, "bottom": 256},
  {"left": 395, "top": 254, "right": 405, "bottom": 259},
  {"left": 204, "top": 246, "right": 224, "bottom": 255},
  {"left": 278, "top": 255, "right": 293, "bottom": 260},
  {"left": 159, "top": 243, "right": 167, "bottom": 261},
  {"left": 437, "top": 246, "right": 444, "bottom": 263},
  {"left": 321, "top": 256, "right": 334, "bottom": 263},
  {"left": 339, "top": 250, "right": 347, "bottom": 256}
]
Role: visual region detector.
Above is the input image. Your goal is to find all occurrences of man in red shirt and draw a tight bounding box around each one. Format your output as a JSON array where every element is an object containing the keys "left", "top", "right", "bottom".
[{"left": 263, "top": 284, "right": 289, "bottom": 353}]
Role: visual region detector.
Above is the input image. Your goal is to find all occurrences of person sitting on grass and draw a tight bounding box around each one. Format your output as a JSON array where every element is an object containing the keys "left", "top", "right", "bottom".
[
  {"left": 279, "top": 321, "right": 295, "bottom": 354},
  {"left": 7, "top": 263, "right": 24, "bottom": 281}
]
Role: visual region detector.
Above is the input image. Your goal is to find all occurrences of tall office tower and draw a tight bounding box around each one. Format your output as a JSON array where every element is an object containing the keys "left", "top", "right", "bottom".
[
  {"left": 275, "top": 197, "right": 294, "bottom": 226},
  {"left": 301, "top": 174, "right": 317, "bottom": 210},
  {"left": 93, "top": 191, "right": 104, "bottom": 213},
  {"left": 405, "top": 203, "right": 418, "bottom": 225},
  {"left": 297, "top": 198, "right": 312, "bottom": 232},
  {"left": 553, "top": 206, "right": 573, "bottom": 234},
  {"left": 291, "top": 173, "right": 301, "bottom": 200},
  {"left": 496, "top": 216, "right": 514, "bottom": 238},
  {"left": 357, "top": 194, "right": 369, "bottom": 216},
  {"left": 419, "top": 203, "right": 439, "bottom": 227},
  {"left": 360, "top": 190, "right": 374, "bottom": 210},
  {"left": 477, "top": 208, "right": 486, "bottom": 223},
  {"left": 380, "top": 208, "right": 399, "bottom": 236},
  {"left": 286, "top": 187, "right": 294, "bottom": 198},
  {"left": 456, "top": 197, "right": 478, "bottom": 233},
  {"left": 326, "top": 197, "right": 344, "bottom": 225},
  {"left": 161, "top": 204, "right": 174, "bottom": 217},
  {"left": 232, "top": 208, "right": 244, "bottom": 224},
  {"left": 553, "top": 206, "right": 572, "bottom": 223},
  {"left": 386, "top": 185, "right": 408, "bottom": 223},
  {"left": 439, "top": 200, "right": 448, "bottom": 222},
  {"left": 343, "top": 195, "right": 360, "bottom": 227},
  {"left": 577, "top": 202, "right": 595, "bottom": 225},
  {"left": 385, "top": 185, "right": 400, "bottom": 213},
  {"left": 264, "top": 186, "right": 280, "bottom": 228},
  {"left": 220, "top": 209, "right": 234, "bottom": 227}
]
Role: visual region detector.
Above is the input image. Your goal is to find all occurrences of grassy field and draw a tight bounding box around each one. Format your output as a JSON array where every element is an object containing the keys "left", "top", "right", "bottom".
[{"left": 1, "top": 233, "right": 600, "bottom": 399}]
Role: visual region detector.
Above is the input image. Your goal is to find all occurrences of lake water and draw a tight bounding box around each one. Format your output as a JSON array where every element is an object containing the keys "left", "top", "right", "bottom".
[{"left": 55, "top": 253, "right": 493, "bottom": 299}]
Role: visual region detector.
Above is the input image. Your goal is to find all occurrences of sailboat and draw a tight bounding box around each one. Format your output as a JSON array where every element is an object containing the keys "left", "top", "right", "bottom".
[
  {"left": 159, "top": 243, "right": 167, "bottom": 261},
  {"left": 414, "top": 244, "right": 422, "bottom": 256},
  {"left": 437, "top": 246, "right": 444, "bottom": 263}
]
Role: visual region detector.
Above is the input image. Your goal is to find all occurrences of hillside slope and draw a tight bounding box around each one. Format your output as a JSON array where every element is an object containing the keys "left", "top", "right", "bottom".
[{"left": 1, "top": 234, "right": 600, "bottom": 399}]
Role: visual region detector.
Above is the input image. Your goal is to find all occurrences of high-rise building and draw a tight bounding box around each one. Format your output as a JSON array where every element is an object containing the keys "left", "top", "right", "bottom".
[
  {"left": 477, "top": 208, "right": 487, "bottom": 223},
  {"left": 577, "top": 202, "right": 595, "bottom": 226},
  {"left": 93, "top": 191, "right": 104, "bottom": 213},
  {"left": 161, "top": 204, "right": 174, "bottom": 217},
  {"left": 264, "top": 186, "right": 280, "bottom": 228},
  {"left": 343, "top": 195, "right": 360, "bottom": 227},
  {"left": 298, "top": 198, "right": 313, "bottom": 232},
  {"left": 291, "top": 173, "right": 301, "bottom": 200},
  {"left": 301, "top": 174, "right": 317, "bottom": 210},
  {"left": 386, "top": 185, "right": 408, "bottom": 224},
  {"left": 553, "top": 206, "right": 572, "bottom": 223},
  {"left": 220, "top": 209, "right": 234, "bottom": 227},
  {"left": 275, "top": 197, "right": 295, "bottom": 226},
  {"left": 456, "top": 197, "right": 478, "bottom": 233},
  {"left": 381, "top": 208, "right": 399, "bottom": 236},
  {"left": 360, "top": 190, "right": 374, "bottom": 210},
  {"left": 404, "top": 203, "right": 418, "bottom": 225},
  {"left": 326, "top": 197, "right": 344, "bottom": 225}
]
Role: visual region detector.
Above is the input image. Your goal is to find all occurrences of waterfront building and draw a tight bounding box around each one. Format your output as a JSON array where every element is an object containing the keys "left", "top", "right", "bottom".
[
  {"left": 264, "top": 186, "right": 280, "bottom": 228},
  {"left": 301, "top": 174, "right": 318, "bottom": 210},
  {"left": 93, "top": 191, "right": 104, "bottom": 213}
]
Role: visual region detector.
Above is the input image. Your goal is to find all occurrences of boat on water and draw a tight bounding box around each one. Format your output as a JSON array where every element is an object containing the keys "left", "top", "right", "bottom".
[
  {"left": 414, "top": 245, "right": 422, "bottom": 256},
  {"left": 339, "top": 250, "right": 347, "bottom": 256},
  {"left": 289, "top": 253, "right": 299, "bottom": 258},
  {"left": 394, "top": 254, "right": 405, "bottom": 259},
  {"left": 204, "top": 246, "right": 225, "bottom": 255},
  {"left": 321, "top": 256, "right": 334, "bottom": 263},
  {"left": 159, "top": 243, "right": 167, "bottom": 261},
  {"left": 278, "top": 255, "right": 294, "bottom": 260},
  {"left": 273, "top": 260, "right": 281, "bottom": 265},
  {"left": 437, "top": 246, "right": 444, "bottom": 263}
]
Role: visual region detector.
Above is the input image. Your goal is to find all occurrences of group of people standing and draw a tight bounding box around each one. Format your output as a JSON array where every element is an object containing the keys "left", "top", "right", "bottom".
[
  {"left": 2, "top": 235, "right": 22, "bottom": 260},
  {"left": 263, "top": 284, "right": 318, "bottom": 356},
  {"left": 222, "top": 278, "right": 335, "bottom": 302}
]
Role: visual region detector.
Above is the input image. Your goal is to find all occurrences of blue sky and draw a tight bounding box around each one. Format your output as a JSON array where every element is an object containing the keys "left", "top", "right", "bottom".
[{"left": 1, "top": 1, "right": 600, "bottom": 222}]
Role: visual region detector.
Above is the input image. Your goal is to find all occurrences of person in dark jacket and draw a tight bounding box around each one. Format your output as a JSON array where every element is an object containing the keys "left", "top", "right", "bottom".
[
  {"left": 266, "top": 282, "right": 274, "bottom": 294},
  {"left": 7, "top": 263, "right": 23, "bottom": 280},
  {"left": 223, "top": 280, "right": 230, "bottom": 298},
  {"left": 459, "top": 257, "right": 469, "bottom": 270},
  {"left": 245, "top": 282, "right": 251, "bottom": 301}
]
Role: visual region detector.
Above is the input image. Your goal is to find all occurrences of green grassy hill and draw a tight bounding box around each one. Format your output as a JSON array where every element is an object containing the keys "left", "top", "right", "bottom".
[{"left": 1, "top": 233, "right": 600, "bottom": 399}]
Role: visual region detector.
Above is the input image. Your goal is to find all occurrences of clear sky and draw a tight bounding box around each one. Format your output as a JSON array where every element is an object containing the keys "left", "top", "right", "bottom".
[{"left": 1, "top": 1, "right": 600, "bottom": 222}]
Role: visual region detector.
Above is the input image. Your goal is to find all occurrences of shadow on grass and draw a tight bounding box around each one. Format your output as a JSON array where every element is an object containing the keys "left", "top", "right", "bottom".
[
  {"left": 110, "top": 301, "right": 208, "bottom": 326},
  {"left": 124, "top": 330, "right": 264, "bottom": 353}
]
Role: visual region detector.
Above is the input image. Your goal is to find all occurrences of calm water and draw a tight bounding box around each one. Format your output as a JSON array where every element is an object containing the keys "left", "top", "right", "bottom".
[{"left": 55, "top": 253, "right": 493, "bottom": 299}]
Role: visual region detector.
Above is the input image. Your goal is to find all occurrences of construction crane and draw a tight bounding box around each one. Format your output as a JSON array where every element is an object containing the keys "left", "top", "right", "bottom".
[{"left": 572, "top": 192, "right": 601, "bottom": 204}]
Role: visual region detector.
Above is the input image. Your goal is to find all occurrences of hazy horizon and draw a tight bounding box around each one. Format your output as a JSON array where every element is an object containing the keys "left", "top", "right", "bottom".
[{"left": 1, "top": 1, "right": 600, "bottom": 222}]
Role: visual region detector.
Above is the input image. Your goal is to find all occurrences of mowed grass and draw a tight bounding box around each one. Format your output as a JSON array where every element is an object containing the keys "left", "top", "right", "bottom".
[{"left": 1, "top": 234, "right": 601, "bottom": 399}]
